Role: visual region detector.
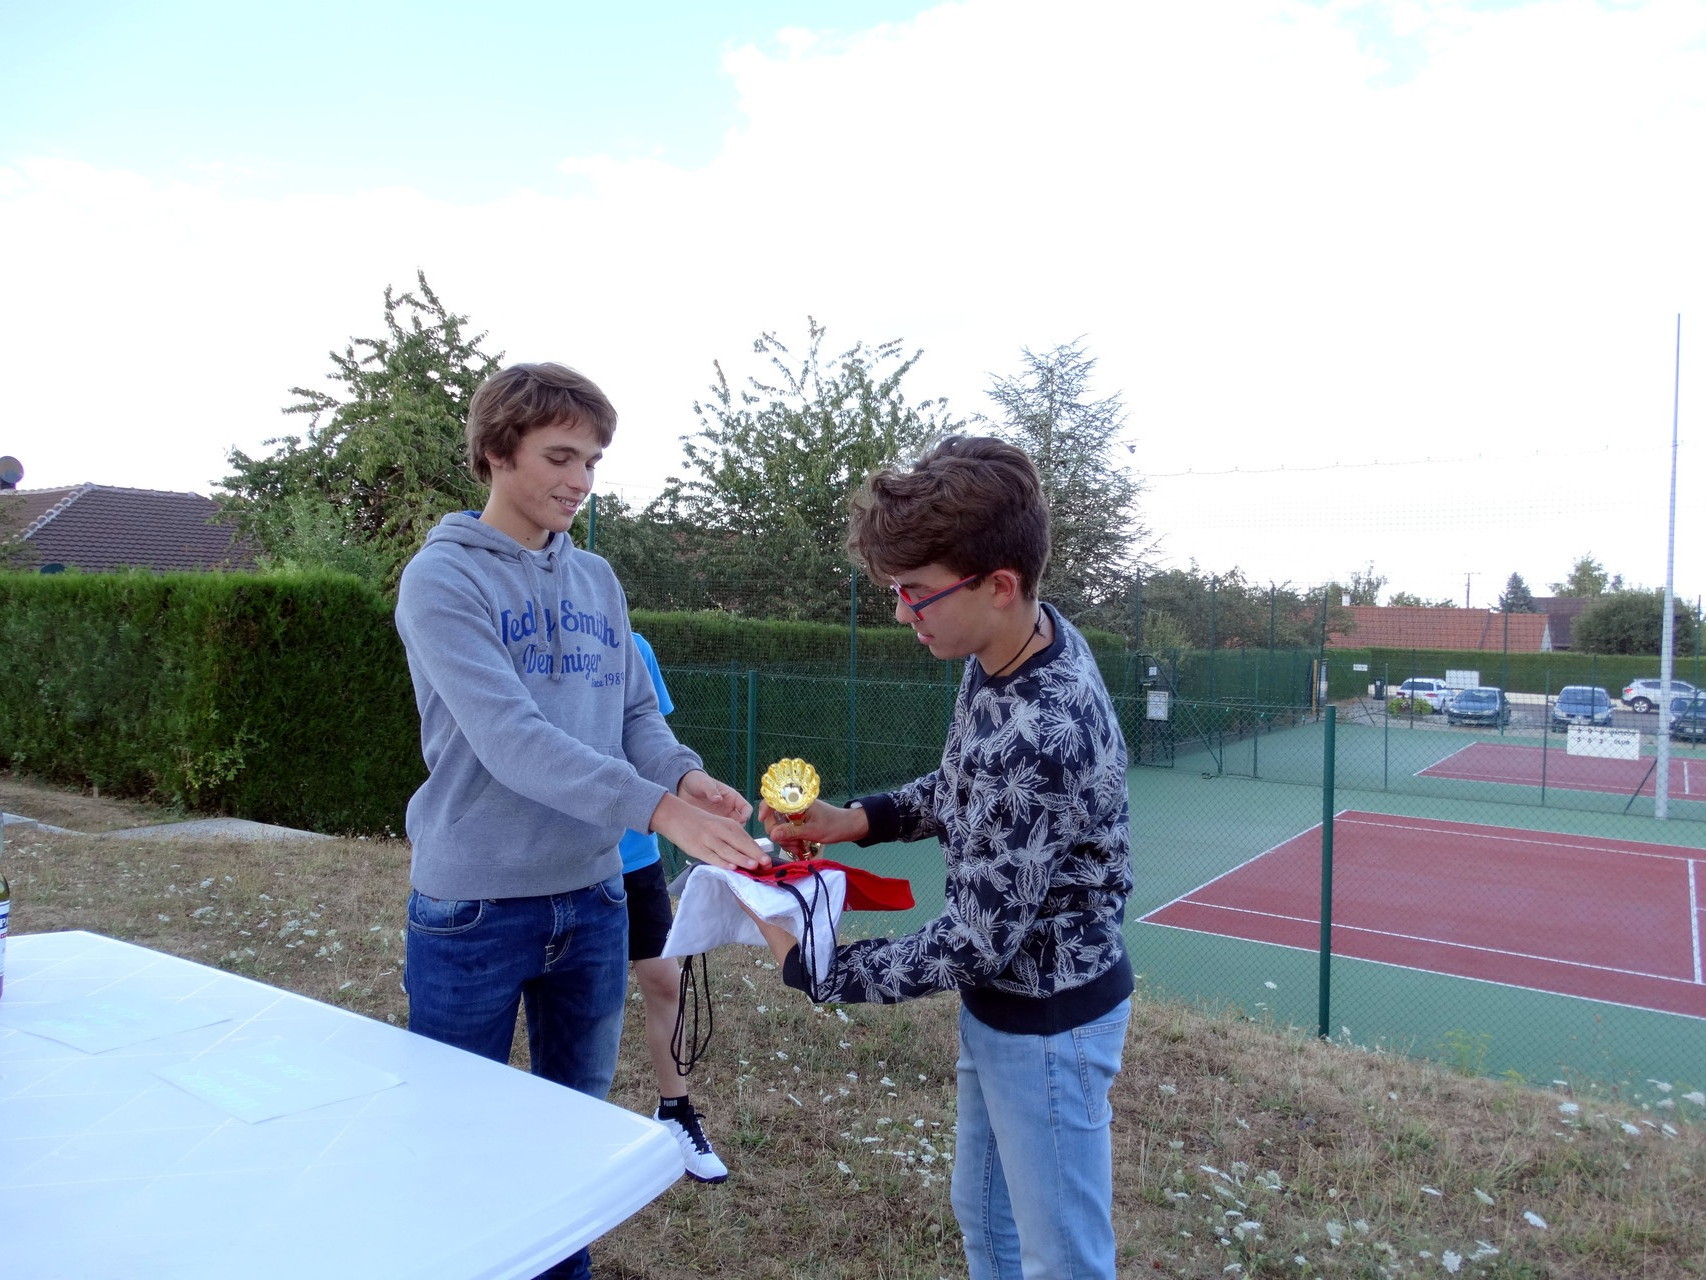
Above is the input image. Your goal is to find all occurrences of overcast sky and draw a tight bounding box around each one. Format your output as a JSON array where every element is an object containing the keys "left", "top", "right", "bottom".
[{"left": 3, "top": 0, "right": 1702, "bottom": 608}]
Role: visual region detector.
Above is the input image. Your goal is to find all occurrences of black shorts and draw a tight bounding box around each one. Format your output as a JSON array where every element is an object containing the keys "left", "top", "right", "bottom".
[{"left": 623, "top": 860, "right": 676, "bottom": 962}]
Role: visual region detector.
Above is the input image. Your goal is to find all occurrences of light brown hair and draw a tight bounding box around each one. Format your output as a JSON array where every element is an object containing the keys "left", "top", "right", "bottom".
[
  {"left": 464, "top": 362, "right": 618, "bottom": 483},
  {"left": 847, "top": 435, "right": 1051, "bottom": 599}
]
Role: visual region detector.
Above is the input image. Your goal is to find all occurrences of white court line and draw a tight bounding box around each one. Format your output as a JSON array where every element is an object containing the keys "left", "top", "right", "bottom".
[
  {"left": 1692, "top": 860, "right": 1703, "bottom": 986},
  {"left": 1412, "top": 741, "right": 1483, "bottom": 780},
  {"left": 1338, "top": 813, "right": 1706, "bottom": 865},
  {"left": 1141, "top": 916, "right": 1706, "bottom": 1021},
  {"left": 1162, "top": 898, "right": 1698, "bottom": 988}
]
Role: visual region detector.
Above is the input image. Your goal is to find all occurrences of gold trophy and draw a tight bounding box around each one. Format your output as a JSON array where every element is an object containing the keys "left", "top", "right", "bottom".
[{"left": 760, "top": 757, "right": 822, "bottom": 860}]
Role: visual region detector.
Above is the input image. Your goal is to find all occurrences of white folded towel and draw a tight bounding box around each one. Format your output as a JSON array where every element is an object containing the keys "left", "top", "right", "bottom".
[{"left": 662, "top": 864, "right": 847, "bottom": 986}]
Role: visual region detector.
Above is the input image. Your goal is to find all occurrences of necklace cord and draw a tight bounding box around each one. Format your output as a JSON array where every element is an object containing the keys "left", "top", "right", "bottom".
[{"left": 991, "top": 607, "right": 1045, "bottom": 677}]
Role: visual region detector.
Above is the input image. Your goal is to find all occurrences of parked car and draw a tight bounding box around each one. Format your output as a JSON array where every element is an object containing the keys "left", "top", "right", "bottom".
[
  {"left": 1551, "top": 685, "right": 1615, "bottom": 732},
  {"left": 1671, "top": 694, "right": 1706, "bottom": 743},
  {"left": 1446, "top": 686, "right": 1512, "bottom": 727},
  {"left": 1393, "top": 677, "right": 1449, "bottom": 712},
  {"left": 1622, "top": 677, "right": 1700, "bottom": 713}
]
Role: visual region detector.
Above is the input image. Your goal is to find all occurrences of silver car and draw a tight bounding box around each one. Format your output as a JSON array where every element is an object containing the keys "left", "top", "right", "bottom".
[{"left": 1622, "top": 678, "right": 1699, "bottom": 713}]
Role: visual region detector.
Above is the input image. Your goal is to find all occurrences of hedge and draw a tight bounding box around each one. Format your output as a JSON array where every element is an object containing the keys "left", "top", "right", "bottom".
[{"left": 0, "top": 573, "right": 1138, "bottom": 835}]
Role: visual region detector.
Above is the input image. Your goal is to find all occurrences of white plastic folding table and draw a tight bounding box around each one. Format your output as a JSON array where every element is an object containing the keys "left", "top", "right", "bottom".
[{"left": 0, "top": 930, "right": 684, "bottom": 1279}]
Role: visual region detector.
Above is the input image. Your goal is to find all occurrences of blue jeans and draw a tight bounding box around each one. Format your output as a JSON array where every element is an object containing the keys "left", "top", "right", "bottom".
[
  {"left": 405, "top": 879, "right": 630, "bottom": 1280},
  {"left": 952, "top": 999, "right": 1131, "bottom": 1280}
]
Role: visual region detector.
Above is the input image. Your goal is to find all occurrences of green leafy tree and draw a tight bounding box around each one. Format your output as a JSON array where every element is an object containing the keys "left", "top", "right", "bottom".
[
  {"left": 1387, "top": 591, "right": 1457, "bottom": 608},
  {"left": 1344, "top": 563, "right": 1386, "bottom": 606},
  {"left": 660, "top": 318, "right": 960, "bottom": 622},
  {"left": 981, "top": 340, "right": 1149, "bottom": 631},
  {"left": 220, "top": 272, "right": 501, "bottom": 590},
  {"left": 1136, "top": 565, "right": 1347, "bottom": 651},
  {"left": 1549, "top": 554, "right": 1623, "bottom": 598},
  {"left": 1498, "top": 572, "right": 1538, "bottom": 613},
  {"left": 1572, "top": 590, "right": 1699, "bottom": 656}
]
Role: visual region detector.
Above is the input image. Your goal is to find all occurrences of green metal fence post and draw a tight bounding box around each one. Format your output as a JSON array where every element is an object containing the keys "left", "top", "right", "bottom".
[
  {"left": 1382, "top": 662, "right": 1390, "bottom": 788},
  {"left": 745, "top": 670, "right": 759, "bottom": 835},
  {"left": 1317, "top": 706, "right": 1336, "bottom": 1040},
  {"left": 848, "top": 567, "right": 859, "bottom": 797},
  {"left": 1540, "top": 671, "right": 1550, "bottom": 804}
]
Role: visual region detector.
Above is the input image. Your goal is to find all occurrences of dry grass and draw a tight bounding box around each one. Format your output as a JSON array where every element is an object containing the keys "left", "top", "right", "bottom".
[{"left": 4, "top": 774, "right": 1705, "bottom": 1279}]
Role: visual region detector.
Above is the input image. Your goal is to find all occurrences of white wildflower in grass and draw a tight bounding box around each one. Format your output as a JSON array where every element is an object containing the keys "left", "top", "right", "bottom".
[
  {"left": 1662, "top": 1123, "right": 1679, "bottom": 1137},
  {"left": 1523, "top": 1211, "right": 1548, "bottom": 1229},
  {"left": 775, "top": 1050, "right": 789, "bottom": 1061},
  {"left": 1471, "top": 1242, "right": 1499, "bottom": 1260},
  {"left": 1648, "top": 1079, "right": 1673, "bottom": 1092},
  {"left": 1233, "top": 1221, "right": 1263, "bottom": 1240},
  {"left": 879, "top": 1077, "right": 895, "bottom": 1087},
  {"left": 1558, "top": 1102, "right": 1581, "bottom": 1115},
  {"left": 1293, "top": 1257, "right": 1307, "bottom": 1267},
  {"left": 836, "top": 1161, "right": 852, "bottom": 1174},
  {"left": 201, "top": 877, "right": 214, "bottom": 888},
  {"left": 1324, "top": 1221, "right": 1344, "bottom": 1246},
  {"left": 1200, "top": 1165, "right": 1226, "bottom": 1180},
  {"left": 835, "top": 1008, "right": 850, "bottom": 1022},
  {"left": 1264, "top": 981, "right": 1277, "bottom": 989},
  {"left": 1440, "top": 1250, "right": 1462, "bottom": 1273},
  {"left": 1421, "top": 1186, "right": 1442, "bottom": 1196},
  {"left": 1352, "top": 1219, "right": 1370, "bottom": 1235},
  {"left": 1620, "top": 1122, "right": 1641, "bottom": 1136},
  {"left": 1473, "top": 1188, "right": 1495, "bottom": 1205},
  {"left": 1158, "top": 1083, "right": 1178, "bottom": 1096},
  {"left": 1169, "top": 1140, "right": 1185, "bottom": 1150},
  {"left": 741, "top": 975, "right": 757, "bottom": 991},
  {"left": 755, "top": 1005, "right": 767, "bottom": 1014},
  {"left": 1254, "top": 1171, "right": 1283, "bottom": 1192},
  {"left": 1683, "top": 1090, "right": 1706, "bottom": 1106}
]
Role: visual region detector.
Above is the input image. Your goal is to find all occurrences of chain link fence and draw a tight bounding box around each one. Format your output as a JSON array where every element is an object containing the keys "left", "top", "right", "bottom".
[{"left": 606, "top": 530, "right": 1706, "bottom": 1096}]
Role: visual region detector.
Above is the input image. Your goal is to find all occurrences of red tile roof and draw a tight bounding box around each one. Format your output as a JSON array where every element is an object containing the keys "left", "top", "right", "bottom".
[
  {"left": 1328, "top": 606, "right": 1552, "bottom": 652},
  {"left": 1, "top": 484, "right": 257, "bottom": 572}
]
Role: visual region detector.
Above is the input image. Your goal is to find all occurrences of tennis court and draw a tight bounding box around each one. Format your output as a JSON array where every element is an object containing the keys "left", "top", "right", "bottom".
[
  {"left": 1419, "top": 740, "right": 1706, "bottom": 799},
  {"left": 1141, "top": 810, "right": 1706, "bottom": 1020}
]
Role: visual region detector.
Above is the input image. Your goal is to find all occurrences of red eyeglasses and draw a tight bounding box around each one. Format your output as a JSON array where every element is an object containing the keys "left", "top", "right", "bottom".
[{"left": 890, "top": 574, "right": 982, "bottom": 616}]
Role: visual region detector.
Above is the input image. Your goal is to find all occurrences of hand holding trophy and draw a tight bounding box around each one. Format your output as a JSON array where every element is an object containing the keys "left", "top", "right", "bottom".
[{"left": 759, "top": 757, "right": 822, "bottom": 860}]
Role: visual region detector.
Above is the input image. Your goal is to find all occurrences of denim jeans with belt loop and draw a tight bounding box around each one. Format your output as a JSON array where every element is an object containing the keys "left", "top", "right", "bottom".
[
  {"left": 952, "top": 998, "right": 1131, "bottom": 1279},
  {"left": 405, "top": 876, "right": 630, "bottom": 1280}
]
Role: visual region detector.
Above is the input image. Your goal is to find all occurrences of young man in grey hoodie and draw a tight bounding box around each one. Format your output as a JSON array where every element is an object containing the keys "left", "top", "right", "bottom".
[{"left": 395, "top": 361, "right": 769, "bottom": 1279}]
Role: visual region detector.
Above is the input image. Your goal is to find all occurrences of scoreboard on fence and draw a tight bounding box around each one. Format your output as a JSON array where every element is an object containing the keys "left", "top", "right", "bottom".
[{"left": 1566, "top": 724, "right": 1641, "bottom": 760}]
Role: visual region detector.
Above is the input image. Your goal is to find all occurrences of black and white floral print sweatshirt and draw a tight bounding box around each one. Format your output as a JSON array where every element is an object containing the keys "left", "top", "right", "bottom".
[{"left": 782, "top": 604, "right": 1135, "bottom": 1035}]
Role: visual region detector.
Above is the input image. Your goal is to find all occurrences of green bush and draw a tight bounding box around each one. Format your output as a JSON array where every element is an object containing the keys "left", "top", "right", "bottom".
[
  {"left": 0, "top": 570, "right": 422, "bottom": 834},
  {"left": 1384, "top": 695, "right": 1433, "bottom": 716}
]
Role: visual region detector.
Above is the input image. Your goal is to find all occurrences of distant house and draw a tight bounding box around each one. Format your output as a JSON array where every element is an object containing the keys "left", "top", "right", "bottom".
[
  {"left": 1531, "top": 596, "right": 1593, "bottom": 651},
  {"left": 0, "top": 484, "right": 258, "bottom": 573},
  {"left": 1328, "top": 606, "right": 1553, "bottom": 653}
]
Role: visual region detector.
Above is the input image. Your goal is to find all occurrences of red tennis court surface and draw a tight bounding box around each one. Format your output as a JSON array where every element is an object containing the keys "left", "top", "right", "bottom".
[
  {"left": 1142, "top": 812, "right": 1706, "bottom": 1018},
  {"left": 1419, "top": 741, "right": 1706, "bottom": 800}
]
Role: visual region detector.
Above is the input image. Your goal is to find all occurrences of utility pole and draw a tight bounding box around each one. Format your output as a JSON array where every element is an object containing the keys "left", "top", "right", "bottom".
[{"left": 1463, "top": 571, "right": 1478, "bottom": 609}]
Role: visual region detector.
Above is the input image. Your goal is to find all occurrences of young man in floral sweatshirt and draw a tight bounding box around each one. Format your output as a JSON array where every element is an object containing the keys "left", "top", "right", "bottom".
[{"left": 753, "top": 435, "right": 1134, "bottom": 1280}]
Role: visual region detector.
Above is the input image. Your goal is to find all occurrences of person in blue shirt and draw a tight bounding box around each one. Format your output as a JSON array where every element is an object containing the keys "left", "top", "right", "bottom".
[{"left": 619, "top": 632, "right": 728, "bottom": 1182}]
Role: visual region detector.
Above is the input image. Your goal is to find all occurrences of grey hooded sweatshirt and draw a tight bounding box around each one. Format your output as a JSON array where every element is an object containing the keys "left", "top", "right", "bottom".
[{"left": 395, "top": 512, "right": 702, "bottom": 900}]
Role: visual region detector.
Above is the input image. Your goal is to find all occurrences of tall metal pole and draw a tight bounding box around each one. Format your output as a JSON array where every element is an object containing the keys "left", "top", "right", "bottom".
[
  {"left": 1657, "top": 315, "right": 1681, "bottom": 820},
  {"left": 1317, "top": 707, "right": 1336, "bottom": 1039}
]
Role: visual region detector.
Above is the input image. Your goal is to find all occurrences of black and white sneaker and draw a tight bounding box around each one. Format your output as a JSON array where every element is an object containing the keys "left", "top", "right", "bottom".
[{"left": 656, "top": 1105, "right": 729, "bottom": 1183}]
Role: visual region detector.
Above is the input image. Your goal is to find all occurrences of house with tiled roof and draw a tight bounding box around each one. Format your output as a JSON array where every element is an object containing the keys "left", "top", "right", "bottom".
[
  {"left": 0, "top": 484, "right": 257, "bottom": 573},
  {"left": 1532, "top": 596, "right": 1593, "bottom": 651},
  {"left": 1327, "top": 606, "right": 1553, "bottom": 652}
]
